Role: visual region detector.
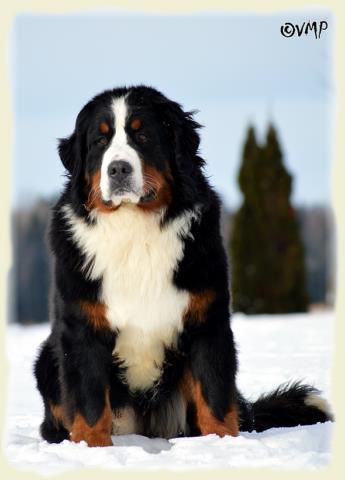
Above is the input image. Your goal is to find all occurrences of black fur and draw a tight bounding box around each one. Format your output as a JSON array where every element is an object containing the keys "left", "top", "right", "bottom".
[
  {"left": 251, "top": 381, "right": 332, "bottom": 432},
  {"left": 34, "top": 85, "right": 332, "bottom": 445}
]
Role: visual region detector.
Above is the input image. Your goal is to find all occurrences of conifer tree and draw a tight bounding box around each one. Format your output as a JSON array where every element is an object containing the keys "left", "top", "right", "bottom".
[{"left": 230, "top": 124, "right": 308, "bottom": 314}]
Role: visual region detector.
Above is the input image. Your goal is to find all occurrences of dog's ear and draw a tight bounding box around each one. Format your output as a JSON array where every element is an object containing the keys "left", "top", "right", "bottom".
[
  {"left": 58, "top": 133, "right": 77, "bottom": 173},
  {"left": 151, "top": 94, "right": 205, "bottom": 206},
  {"left": 58, "top": 104, "right": 90, "bottom": 174},
  {"left": 155, "top": 97, "right": 203, "bottom": 172},
  {"left": 172, "top": 108, "right": 202, "bottom": 171}
]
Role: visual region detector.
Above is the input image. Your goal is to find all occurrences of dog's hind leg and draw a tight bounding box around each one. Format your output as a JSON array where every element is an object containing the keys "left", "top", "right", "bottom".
[
  {"left": 34, "top": 337, "right": 69, "bottom": 443},
  {"left": 40, "top": 402, "right": 69, "bottom": 444}
]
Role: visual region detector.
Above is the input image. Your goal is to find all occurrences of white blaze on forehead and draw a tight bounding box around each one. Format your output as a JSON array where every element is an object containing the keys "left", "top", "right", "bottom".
[{"left": 100, "top": 95, "right": 144, "bottom": 203}]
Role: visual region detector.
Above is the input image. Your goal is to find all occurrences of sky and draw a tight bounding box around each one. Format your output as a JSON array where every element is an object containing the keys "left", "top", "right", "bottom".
[{"left": 11, "top": 9, "right": 334, "bottom": 209}]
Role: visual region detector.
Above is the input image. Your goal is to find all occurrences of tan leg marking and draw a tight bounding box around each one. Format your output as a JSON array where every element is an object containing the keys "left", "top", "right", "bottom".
[
  {"left": 50, "top": 403, "right": 70, "bottom": 429},
  {"left": 194, "top": 382, "right": 239, "bottom": 437},
  {"left": 180, "top": 369, "right": 239, "bottom": 437},
  {"left": 70, "top": 391, "right": 113, "bottom": 447}
]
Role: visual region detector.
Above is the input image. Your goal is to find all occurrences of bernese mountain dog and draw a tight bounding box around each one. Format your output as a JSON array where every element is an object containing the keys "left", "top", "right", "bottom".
[{"left": 34, "top": 85, "right": 332, "bottom": 447}]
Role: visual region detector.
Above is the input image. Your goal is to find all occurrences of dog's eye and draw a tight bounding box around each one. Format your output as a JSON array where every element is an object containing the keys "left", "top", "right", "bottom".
[
  {"left": 136, "top": 133, "right": 148, "bottom": 144},
  {"left": 96, "top": 136, "right": 108, "bottom": 146}
]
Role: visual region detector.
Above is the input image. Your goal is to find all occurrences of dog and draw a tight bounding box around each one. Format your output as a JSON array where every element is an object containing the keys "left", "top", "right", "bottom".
[{"left": 34, "top": 85, "right": 332, "bottom": 447}]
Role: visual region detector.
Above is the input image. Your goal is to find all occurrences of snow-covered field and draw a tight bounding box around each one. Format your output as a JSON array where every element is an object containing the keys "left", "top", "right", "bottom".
[{"left": 4, "top": 311, "right": 334, "bottom": 474}]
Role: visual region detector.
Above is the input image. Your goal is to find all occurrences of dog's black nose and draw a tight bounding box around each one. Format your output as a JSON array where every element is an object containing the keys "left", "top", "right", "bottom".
[{"left": 108, "top": 160, "right": 133, "bottom": 183}]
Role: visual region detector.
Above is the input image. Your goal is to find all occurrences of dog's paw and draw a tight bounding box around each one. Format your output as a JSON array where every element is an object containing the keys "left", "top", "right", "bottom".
[{"left": 70, "top": 431, "right": 113, "bottom": 447}]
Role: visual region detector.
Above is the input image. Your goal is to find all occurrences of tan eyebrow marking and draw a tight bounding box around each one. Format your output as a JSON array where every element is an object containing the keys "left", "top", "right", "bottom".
[
  {"left": 99, "top": 122, "right": 110, "bottom": 134},
  {"left": 130, "top": 118, "right": 141, "bottom": 130}
]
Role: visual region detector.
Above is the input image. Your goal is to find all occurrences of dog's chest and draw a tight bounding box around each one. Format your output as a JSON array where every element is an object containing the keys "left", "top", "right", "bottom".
[{"left": 64, "top": 205, "right": 194, "bottom": 391}]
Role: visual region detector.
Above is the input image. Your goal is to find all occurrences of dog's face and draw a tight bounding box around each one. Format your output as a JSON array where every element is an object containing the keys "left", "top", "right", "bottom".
[{"left": 59, "top": 86, "right": 202, "bottom": 213}]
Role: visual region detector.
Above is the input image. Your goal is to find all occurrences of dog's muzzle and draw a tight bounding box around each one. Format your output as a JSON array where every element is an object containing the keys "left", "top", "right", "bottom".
[{"left": 107, "top": 160, "right": 133, "bottom": 194}]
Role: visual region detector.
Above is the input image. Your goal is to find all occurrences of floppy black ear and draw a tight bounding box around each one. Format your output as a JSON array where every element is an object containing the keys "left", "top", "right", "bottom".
[
  {"left": 58, "top": 127, "right": 87, "bottom": 213},
  {"left": 174, "top": 110, "right": 201, "bottom": 165},
  {"left": 58, "top": 102, "right": 91, "bottom": 174},
  {"left": 58, "top": 133, "right": 77, "bottom": 173},
  {"left": 160, "top": 100, "right": 204, "bottom": 172},
  {"left": 151, "top": 95, "right": 206, "bottom": 207}
]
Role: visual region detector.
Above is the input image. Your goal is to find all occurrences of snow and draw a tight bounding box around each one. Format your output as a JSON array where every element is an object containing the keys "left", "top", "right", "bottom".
[{"left": 5, "top": 311, "right": 334, "bottom": 474}]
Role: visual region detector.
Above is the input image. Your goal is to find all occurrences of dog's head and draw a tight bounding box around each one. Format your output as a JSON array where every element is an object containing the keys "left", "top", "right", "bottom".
[{"left": 59, "top": 86, "right": 203, "bottom": 214}]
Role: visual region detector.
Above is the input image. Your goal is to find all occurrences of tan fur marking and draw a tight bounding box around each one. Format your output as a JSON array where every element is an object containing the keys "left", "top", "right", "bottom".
[
  {"left": 99, "top": 121, "right": 110, "bottom": 134},
  {"left": 130, "top": 118, "right": 142, "bottom": 130},
  {"left": 70, "top": 391, "right": 113, "bottom": 447},
  {"left": 84, "top": 170, "right": 119, "bottom": 213},
  {"left": 139, "top": 164, "right": 172, "bottom": 211},
  {"left": 184, "top": 290, "right": 215, "bottom": 323},
  {"left": 50, "top": 403, "right": 70, "bottom": 429},
  {"left": 180, "top": 368, "right": 194, "bottom": 403},
  {"left": 180, "top": 369, "right": 239, "bottom": 437},
  {"left": 80, "top": 301, "right": 109, "bottom": 330},
  {"left": 194, "top": 382, "right": 239, "bottom": 437}
]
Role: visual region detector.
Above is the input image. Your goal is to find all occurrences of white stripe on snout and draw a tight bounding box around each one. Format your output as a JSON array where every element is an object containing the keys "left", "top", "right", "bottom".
[{"left": 100, "top": 95, "right": 143, "bottom": 204}]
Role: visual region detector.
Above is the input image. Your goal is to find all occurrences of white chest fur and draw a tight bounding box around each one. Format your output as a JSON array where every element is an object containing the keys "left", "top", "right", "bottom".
[{"left": 63, "top": 204, "right": 196, "bottom": 391}]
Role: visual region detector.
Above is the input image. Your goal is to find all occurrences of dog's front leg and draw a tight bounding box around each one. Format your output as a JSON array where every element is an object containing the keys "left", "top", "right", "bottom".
[
  {"left": 183, "top": 319, "right": 239, "bottom": 437},
  {"left": 60, "top": 322, "right": 113, "bottom": 447}
]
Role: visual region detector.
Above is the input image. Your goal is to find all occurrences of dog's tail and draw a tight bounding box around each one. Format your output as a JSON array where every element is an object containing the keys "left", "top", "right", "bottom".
[{"left": 238, "top": 381, "right": 333, "bottom": 433}]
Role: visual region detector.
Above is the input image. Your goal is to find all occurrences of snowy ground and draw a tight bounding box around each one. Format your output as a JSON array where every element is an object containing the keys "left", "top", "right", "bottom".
[{"left": 4, "top": 311, "right": 334, "bottom": 474}]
